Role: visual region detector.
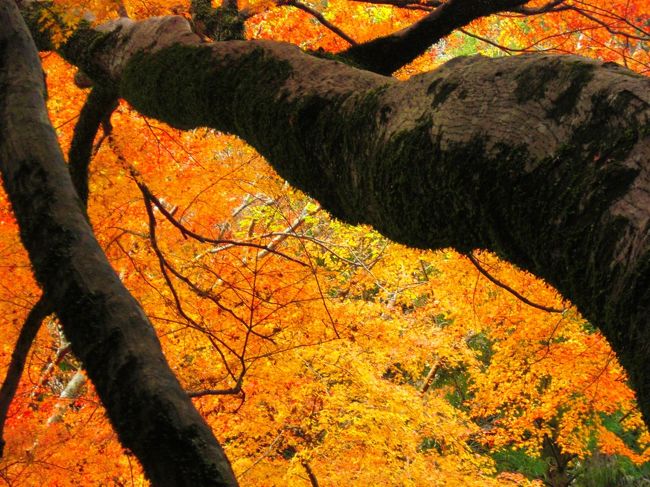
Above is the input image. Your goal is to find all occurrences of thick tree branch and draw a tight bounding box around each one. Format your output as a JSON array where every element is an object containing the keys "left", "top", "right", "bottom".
[
  {"left": 43, "top": 15, "right": 650, "bottom": 428},
  {"left": 341, "top": 0, "right": 529, "bottom": 74},
  {"left": 0, "top": 3, "right": 236, "bottom": 485},
  {"left": 0, "top": 82, "right": 116, "bottom": 459}
]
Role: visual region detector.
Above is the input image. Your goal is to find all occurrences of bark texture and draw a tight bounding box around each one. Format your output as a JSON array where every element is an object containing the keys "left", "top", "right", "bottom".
[
  {"left": 10, "top": 5, "right": 650, "bottom": 484},
  {"left": 0, "top": 3, "right": 236, "bottom": 485},
  {"left": 54, "top": 15, "right": 650, "bottom": 423}
]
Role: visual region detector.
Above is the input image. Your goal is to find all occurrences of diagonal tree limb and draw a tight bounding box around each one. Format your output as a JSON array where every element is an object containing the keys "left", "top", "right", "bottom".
[
  {"left": 0, "top": 76, "right": 118, "bottom": 461},
  {"left": 68, "top": 87, "right": 118, "bottom": 205},
  {"left": 341, "top": 0, "right": 529, "bottom": 74},
  {"left": 39, "top": 13, "right": 650, "bottom": 427},
  {"left": 28, "top": 326, "right": 72, "bottom": 402},
  {"left": 301, "top": 459, "right": 320, "bottom": 487},
  {"left": 45, "top": 369, "right": 86, "bottom": 425},
  {"left": 466, "top": 253, "right": 564, "bottom": 313},
  {"left": 0, "top": 2, "right": 237, "bottom": 485},
  {"left": 349, "top": 0, "right": 567, "bottom": 16}
]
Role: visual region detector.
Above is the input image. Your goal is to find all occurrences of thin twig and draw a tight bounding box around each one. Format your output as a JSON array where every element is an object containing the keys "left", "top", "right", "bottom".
[
  {"left": 278, "top": 0, "right": 357, "bottom": 45},
  {"left": 467, "top": 253, "right": 564, "bottom": 313},
  {"left": 136, "top": 175, "right": 308, "bottom": 267}
]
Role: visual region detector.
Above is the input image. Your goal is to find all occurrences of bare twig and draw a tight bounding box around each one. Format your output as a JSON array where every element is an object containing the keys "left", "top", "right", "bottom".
[
  {"left": 278, "top": 0, "right": 357, "bottom": 45},
  {"left": 236, "top": 428, "right": 287, "bottom": 479},
  {"left": 135, "top": 174, "right": 308, "bottom": 267},
  {"left": 566, "top": 5, "right": 649, "bottom": 41},
  {"left": 257, "top": 204, "right": 319, "bottom": 259},
  {"left": 467, "top": 253, "right": 564, "bottom": 314}
]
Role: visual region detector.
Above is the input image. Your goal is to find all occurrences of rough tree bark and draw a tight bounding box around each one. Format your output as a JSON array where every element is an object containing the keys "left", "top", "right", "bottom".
[
  {"left": 0, "top": 2, "right": 236, "bottom": 485},
  {"left": 2, "top": 1, "right": 649, "bottom": 484}
]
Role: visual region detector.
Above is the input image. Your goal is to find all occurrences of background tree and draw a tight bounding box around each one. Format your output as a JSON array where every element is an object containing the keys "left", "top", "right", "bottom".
[{"left": 0, "top": 0, "right": 648, "bottom": 484}]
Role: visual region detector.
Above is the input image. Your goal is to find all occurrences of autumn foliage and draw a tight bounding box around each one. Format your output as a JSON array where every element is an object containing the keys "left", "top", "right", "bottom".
[{"left": 0, "top": 0, "right": 649, "bottom": 485}]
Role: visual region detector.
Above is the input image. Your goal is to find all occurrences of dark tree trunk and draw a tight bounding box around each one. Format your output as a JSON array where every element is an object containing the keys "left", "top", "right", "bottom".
[
  {"left": 0, "top": 3, "right": 236, "bottom": 485},
  {"left": 6, "top": 4, "right": 650, "bottom": 485}
]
